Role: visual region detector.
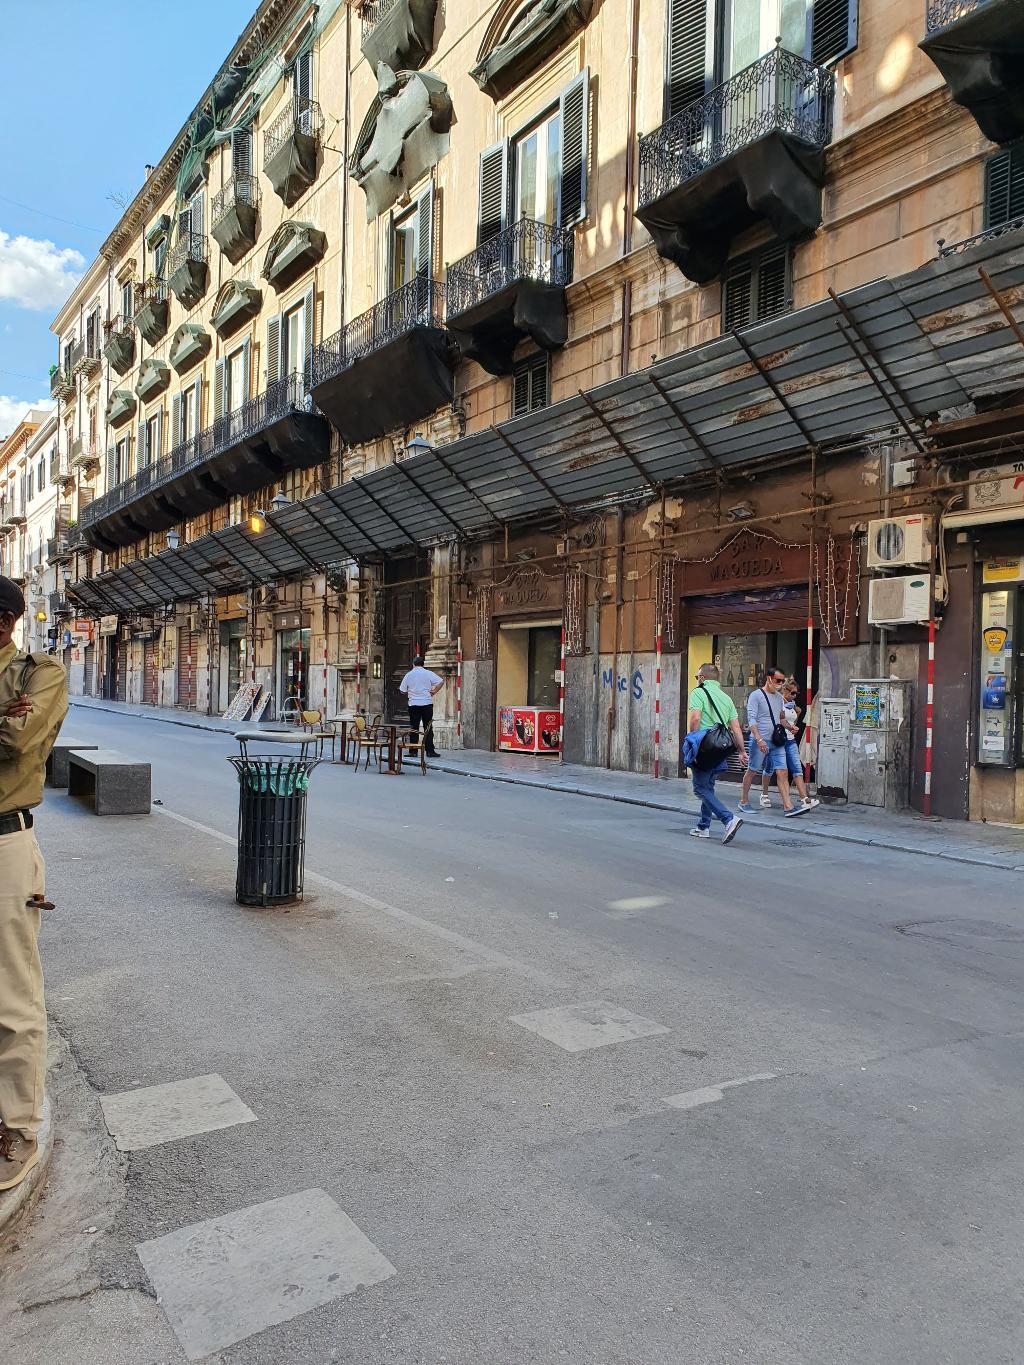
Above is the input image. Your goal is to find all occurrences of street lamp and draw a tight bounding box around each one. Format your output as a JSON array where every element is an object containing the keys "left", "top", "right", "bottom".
[
  {"left": 248, "top": 510, "right": 267, "bottom": 534},
  {"left": 405, "top": 433, "right": 434, "bottom": 459},
  {"left": 34, "top": 609, "right": 46, "bottom": 623},
  {"left": 166, "top": 529, "right": 180, "bottom": 551},
  {"left": 270, "top": 491, "right": 291, "bottom": 513}
]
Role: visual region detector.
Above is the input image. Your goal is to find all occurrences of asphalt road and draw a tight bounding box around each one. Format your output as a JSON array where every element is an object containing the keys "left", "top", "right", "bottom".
[{"left": 3, "top": 708, "right": 1023, "bottom": 1364}]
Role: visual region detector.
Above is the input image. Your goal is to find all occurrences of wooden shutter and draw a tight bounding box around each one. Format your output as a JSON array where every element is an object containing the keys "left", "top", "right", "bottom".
[
  {"left": 558, "top": 69, "right": 589, "bottom": 228},
  {"left": 666, "top": 0, "right": 709, "bottom": 119},
  {"left": 756, "top": 245, "right": 790, "bottom": 321},
  {"left": 171, "top": 392, "right": 183, "bottom": 450},
  {"left": 723, "top": 259, "right": 753, "bottom": 330},
  {"left": 984, "top": 145, "right": 1024, "bottom": 228},
  {"left": 137, "top": 419, "right": 148, "bottom": 469},
  {"left": 242, "top": 338, "right": 252, "bottom": 403},
  {"left": 155, "top": 408, "right": 164, "bottom": 461},
  {"left": 415, "top": 184, "right": 434, "bottom": 278},
  {"left": 512, "top": 353, "right": 549, "bottom": 416},
  {"left": 302, "top": 286, "right": 315, "bottom": 389},
  {"left": 232, "top": 127, "right": 253, "bottom": 178},
  {"left": 294, "top": 49, "right": 313, "bottom": 117},
  {"left": 809, "top": 0, "right": 857, "bottom": 66},
  {"left": 478, "top": 141, "right": 509, "bottom": 244},
  {"left": 192, "top": 375, "right": 203, "bottom": 430},
  {"left": 266, "top": 314, "right": 282, "bottom": 386},
  {"left": 214, "top": 357, "right": 227, "bottom": 420}
]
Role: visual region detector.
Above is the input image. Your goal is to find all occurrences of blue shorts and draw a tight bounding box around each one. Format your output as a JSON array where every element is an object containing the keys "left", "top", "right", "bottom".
[
  {"left": 747, "top": 735, "right": 788, "bottom": 774},
  {"left": 784, "top": 738, "right": 802, "bottom": 777}
]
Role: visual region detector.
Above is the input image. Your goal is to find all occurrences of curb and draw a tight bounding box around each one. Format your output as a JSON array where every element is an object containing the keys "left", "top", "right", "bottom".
[
  {"left": 69, "top": 701, "right": 1024, "bottom": 874},
  {"left": 0, "top": 1096, "right": 55, "bottom": 1236}
]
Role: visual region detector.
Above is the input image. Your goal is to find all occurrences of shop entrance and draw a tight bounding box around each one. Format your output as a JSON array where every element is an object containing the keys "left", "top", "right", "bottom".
[
  {"left": 383, "top": 554, "right": 428, "bottom": 719},
  {"left": 277, "top": 627, "right": 310, "bottom": 717},
  {"left": 495, "top": 620, "right": 562, "bottom": 752},
  {"left": 220, "top": 618, "right": 249, "bottom": 711},
  {"left": 101, "top": 636, "right": 118, "bottom": 699}
]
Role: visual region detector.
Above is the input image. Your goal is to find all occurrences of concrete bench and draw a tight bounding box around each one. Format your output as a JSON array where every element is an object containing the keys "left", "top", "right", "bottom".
[
  {"left": 47, "top": 739, "right": 99, "bottom": 789},
  {"left": 67, "top": 749, "right": 151, "bottom": 815}
]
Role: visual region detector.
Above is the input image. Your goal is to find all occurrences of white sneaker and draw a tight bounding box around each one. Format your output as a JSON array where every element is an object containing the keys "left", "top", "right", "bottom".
[
  {"left": 759, "top": 795, "right": 773, "bottom": 808},
  {"left": 722, "top": 815, "right": 743, "bottom": 844},
  {"left": 802, "top": 797, "right": 820, "bottom": 811},
  {"left": 689, "top": 827, "right": 710, "bottom": 838}
]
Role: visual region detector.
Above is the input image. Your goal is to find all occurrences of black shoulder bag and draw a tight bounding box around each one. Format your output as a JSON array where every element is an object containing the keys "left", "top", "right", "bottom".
[
  {"left": 760, "top": 688, "right": 788, "bottom": 747},
  {"left": 693, "top": 685, "right": 737, "bottom": 770}
]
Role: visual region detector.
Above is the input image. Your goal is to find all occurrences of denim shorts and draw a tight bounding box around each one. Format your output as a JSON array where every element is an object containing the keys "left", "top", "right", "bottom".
[
  {"left": 784, "top": 738, "right": 802, "bottom": 777},
  {"left": 747, "top": 734, "right": 788, "bottom": 774}
]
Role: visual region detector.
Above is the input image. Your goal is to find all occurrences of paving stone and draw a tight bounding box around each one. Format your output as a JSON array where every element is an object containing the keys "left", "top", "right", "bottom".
[{"left": 100, "top": 1074, "right": 256, "bottom": 1151}]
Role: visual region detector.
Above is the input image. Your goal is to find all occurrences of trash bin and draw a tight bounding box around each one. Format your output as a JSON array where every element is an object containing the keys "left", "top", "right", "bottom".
[{"left": 227, "top": 755, "right": 321, "bottom": 906}]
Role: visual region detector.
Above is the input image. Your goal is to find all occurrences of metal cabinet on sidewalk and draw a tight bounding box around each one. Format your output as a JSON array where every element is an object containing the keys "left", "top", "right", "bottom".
[
  {"left": 847, "top": 678, "right": 912, "bottom": 809},
  {"left": 817, "top": 698, "right": 850, "bottom": 800}
]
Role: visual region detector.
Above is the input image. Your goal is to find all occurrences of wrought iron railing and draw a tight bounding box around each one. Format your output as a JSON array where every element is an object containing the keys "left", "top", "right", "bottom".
[
  {"left": 926, "top": 0, "right": 988, "bottom": 29},
  {"left": 361, "top": 0, "right": 401, "bottom": 35},
  {"left": 81, "top": 372, "right": 311, "bottom": 530},
  {"left": 310, "top": 276, "right": 445, "bottom": 385},
  {"left": 446, "top": 218, "right": 574, "bottom": 319},
  {"left": 50, "top": 366, "right": 74, "bottom": 399},
  {"left": 167, "top": 231, "right": 208, "bottom": 276},
  {"left": 212, "top": 173, "right": 261, "bottom": 226},
  {"left": 47, "top": 535, "right": 71, "bottom": 561},
  {"left": 637, "top": 47, "right": 833, "bottom": 210},
  {"left": 48, "top": 591, "right": 70, "bottom": 616},
  {"left": 134, "top": 279, "right": 168, "bottom": 315},
  {"left": 264, "top": 97, "right": 323, "bottom": 163},
  {"left": 937, "top": 214, "right": 1024, "bottom": 256},
  {"left": 67, "top": 525, "right": 85, "bottom": 550}
]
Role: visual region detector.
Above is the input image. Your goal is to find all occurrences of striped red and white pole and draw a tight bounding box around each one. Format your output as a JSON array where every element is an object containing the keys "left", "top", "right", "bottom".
[
  {"left": 355, "top": 654, "right": 361, "bottom": 715},
  {"left": 923, "top": 617, "right": 935, "bottom": 816},
  {"left": 558, "top": 624, "right": 566, "bottom": 760},
  {"left": 804, "top": 612, "right": 814, "bottom": 782},
  {"left": 323, "top": 639, "right": 328, "bottom": 716},
  {"left": 455, "top": 635, "right": 462, "bottom": 740},
  {"left": 653, "top": 620, "right": 663, "bottom": 781}
]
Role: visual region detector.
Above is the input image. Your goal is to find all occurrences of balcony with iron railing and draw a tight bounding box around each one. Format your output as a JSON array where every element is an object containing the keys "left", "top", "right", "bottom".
[
  {"left": 48, "top": 591, "right": 70, "bottom": 617},
  {"left": 636, "top": 45, "right": 833, "bottom": 284},
  {"left": 103, "top": 314, "right": 136, "bottom": 376},
  {"left": 47, "top": 534, "right": 72, "bottom": 564},
  {"left": 445, "top": 217, "right": 574, "bottom": 375},
  {"left": 360, "top": 0, "right": 437, "bottom": 71},
  {"left": 134, "top": 279, "right": 170, "bottom": 345},
  {"left": 167, "top": 231, "right": 210, "bottom": 309},
  {"left": 50, "top": 364, "right": 75, "bottom": 402},
  {"left": 920, "top": 0, "right": 1024, "bottom": 144},
  {"left": 263, "top": 97, "right": 323, "bottom": 207},
  {"left": 80, "top": 371, "right": 330, "bottom": 551},
  {"left": 212, "top": 173, "right": 262, "bottom": 263},
  {"left": 72, "top": 333, "right": 102, "bottom": 379},
  {"left": 70, "top": 436, "right": 99, "bottom": 472},
  {"left": 310, "top": 275, "right": 454, "bottom": 442}
]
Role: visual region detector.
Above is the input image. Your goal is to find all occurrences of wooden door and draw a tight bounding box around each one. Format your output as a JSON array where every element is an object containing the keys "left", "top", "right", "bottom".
[{"left": 142, "top": 638, "right": 158, "bottom": 705}]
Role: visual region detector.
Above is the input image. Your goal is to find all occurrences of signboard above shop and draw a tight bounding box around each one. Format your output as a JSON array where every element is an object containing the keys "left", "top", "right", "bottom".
[
  {"left": 968, "top": 460, "right": 1024, "bottom": 512},
  {"left": 99, "top": 614, "right": 119, "bottom": 636}
]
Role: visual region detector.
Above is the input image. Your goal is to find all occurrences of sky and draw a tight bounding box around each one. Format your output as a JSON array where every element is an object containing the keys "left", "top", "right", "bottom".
[{"left": 0, "top": 0, "right": 255, "bottom": 436}]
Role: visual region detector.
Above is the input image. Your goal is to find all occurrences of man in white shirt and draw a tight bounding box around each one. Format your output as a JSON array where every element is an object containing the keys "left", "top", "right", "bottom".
[{"left": 399, "top": 655, "right": 444, "bottom": 757}]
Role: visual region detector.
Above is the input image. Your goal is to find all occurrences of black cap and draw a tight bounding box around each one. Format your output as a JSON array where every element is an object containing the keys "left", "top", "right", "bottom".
[{"left": 0, "top": 575, "right": 25, "bottom": 620}]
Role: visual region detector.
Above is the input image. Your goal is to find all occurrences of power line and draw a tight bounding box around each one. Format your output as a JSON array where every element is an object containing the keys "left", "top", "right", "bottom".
[{"left": 0, "top": 193, "right": 103, "bottom": 235}]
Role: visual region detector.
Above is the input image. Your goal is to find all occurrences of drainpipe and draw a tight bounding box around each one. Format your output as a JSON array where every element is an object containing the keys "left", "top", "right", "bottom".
[
  {"left": 619, "top": 0, "right": 640, "bottom": 379},
  {"left": 338, "top": 1, "right": 352, "bottom": 352}
]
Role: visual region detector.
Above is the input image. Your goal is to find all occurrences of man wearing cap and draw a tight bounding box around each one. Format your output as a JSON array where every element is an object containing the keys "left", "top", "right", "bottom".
[{"left": 0, "top": 575, "right": 67, "bottom": 1191}]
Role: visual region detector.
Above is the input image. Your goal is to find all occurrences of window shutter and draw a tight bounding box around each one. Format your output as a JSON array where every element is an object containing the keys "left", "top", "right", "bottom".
[
  {"left": 478, "top": 141, "right": 509, "bottom": 244},
  {"left": 512, "top": 353, "right": 550, "bottom": 416},
  {"left": 266, "top": 314, "right": 282, "bottom": 386},
  {"left": 171, "top": 392, "right": 183, "bottom": 450},
  {"left": 178, "top": 204, "right": 192, "bottom": 241},
  {"left": 214, "top": 357, "right": 227, "bottom": 421},
  {"left": 192, "top": 375, "right": 203, "bottom": 430},
  {"left": 756, "top": 245, "right": 790, "bottom": 321},
  {"left": 232, "top": 127, "right": 253, "bottom": 179},
  {"left": 513, "top": 368, "right": 531, "bottom": 417},
  {"left": 416, "top": 184, "right": 434, "bottom": 278},
  {"left": 294, "top": 49, "right": 313, "bottom": 116},
  {"left": 191, "top": 189, "right": 204, "bottom": 235},
  {"left": 984, "top": 145, "right": 1024, "bottom": 228},
  {"left": 558, "top": 69, "right": 589, "bottom": 228},
  {"left": 137, "top": 420, "right": 148, "bottom": 469},
  {"left": 155, "top": 408, "right": 164, "bottom": 461},
  {"left": 122, "top": 281, "right": 133, "bottom": 322},
  {"left": 382, "top": 210, "right": 395, "bottom": 297},
  {"left": 242, "top": 338, "right": 252, "bottom": 404},
  {"left": 666, "top": 0, "right": 708, "bottom": 120},
  {"left": 809, "top": 0, "right": 857, "bottom": 66},
  {"left": 723, "top": 260, "right": 753, "bottom": 330}
]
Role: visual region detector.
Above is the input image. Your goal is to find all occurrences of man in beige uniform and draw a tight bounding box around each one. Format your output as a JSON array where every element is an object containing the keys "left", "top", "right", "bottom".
[{"left": 0, "top": 576, "right": 67, "bottom": 1190}]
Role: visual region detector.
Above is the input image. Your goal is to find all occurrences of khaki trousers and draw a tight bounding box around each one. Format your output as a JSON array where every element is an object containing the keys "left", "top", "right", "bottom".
[{"left": 0, "top": 825, "right": 46, "bottom": 1138}]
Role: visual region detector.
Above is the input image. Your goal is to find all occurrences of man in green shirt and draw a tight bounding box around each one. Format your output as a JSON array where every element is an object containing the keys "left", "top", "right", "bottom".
[
  {"left": 686, "top": 662, "right": 747, "bottom": 844},
  {"left": 0, "top": 576, "right": 68, "bottom": 1191}
]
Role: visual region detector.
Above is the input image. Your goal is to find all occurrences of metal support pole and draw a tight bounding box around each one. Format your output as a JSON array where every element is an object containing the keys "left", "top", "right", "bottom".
[
  {"left": 924, "top": 617, "right": 935, "bottom": 817},
  {"left": 653, "top": 619, "right": 662, "bottom": 781},
  {"left": 490, "top": 425, "right": 569, "bottom": 517},
  {"left": 577, "top": 389, "right": 660, "bottom": 492},
  {"left": 978, "top": 267, "right": 1024, "bottom": 351}
]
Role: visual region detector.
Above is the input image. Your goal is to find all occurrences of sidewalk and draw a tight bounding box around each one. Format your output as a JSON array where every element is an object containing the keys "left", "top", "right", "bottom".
[{"left": 69, "top": 695, "right": 1024, "bottom": 872}]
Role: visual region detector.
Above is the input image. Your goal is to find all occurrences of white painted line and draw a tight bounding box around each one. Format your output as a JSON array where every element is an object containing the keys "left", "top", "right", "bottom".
[
  {"left": 606, "top": 895, "right": 670, "bottom": 911},
  {"left": 662, "top": 1072, "right": 777, "bottom": 1111},
  {"left": 100, "top": 1074, "right": 256, "bottom": 1152},
  {"left": 136, "top": 1188, "right": 395, "bottom": 1361},
  {"left": 154, "top": 804, "right": 560, "bottom": 987},
  {"left": 510, "top": 1001, "right": 670, "bottom": 1053}
]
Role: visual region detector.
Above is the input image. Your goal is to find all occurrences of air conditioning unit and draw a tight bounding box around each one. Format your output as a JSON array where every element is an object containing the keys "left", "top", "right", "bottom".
[
  {"left": 866, "top": 515, "right": 932, "bottom": 570},
  {"left": 868, "top": 574, "right": 932, "bottom": 626}
]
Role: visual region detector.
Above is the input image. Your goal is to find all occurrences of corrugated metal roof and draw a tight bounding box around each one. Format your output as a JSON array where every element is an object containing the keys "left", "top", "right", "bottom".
[{"left": 71, "top": 228, "right": 1024, "bottom": 616}]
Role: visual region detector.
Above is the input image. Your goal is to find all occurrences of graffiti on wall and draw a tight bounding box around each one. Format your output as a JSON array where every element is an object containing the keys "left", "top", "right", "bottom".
[{"left": 600, "top": 666, "right": 644, "bottom": 701}]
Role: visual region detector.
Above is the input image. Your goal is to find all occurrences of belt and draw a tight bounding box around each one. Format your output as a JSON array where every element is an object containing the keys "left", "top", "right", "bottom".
[{"left": 0, "top": 810, "right": 33, "bottom": 835}]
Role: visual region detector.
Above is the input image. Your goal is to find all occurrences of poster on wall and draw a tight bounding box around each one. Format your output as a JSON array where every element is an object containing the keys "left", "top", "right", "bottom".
[
  {"left": 978, "top": 591, "right": 1015, "bottom": 767},
  {"left": 853, "top": 684, "right": 882, "bottom": 728}
]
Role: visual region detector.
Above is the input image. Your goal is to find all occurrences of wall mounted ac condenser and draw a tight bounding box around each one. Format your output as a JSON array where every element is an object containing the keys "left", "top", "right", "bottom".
[
  {"left": 866, "top": 515, "right": 933, "bottom": 570},
  {"left": 867, "top": 574, "right": 932, "bottom": 626}
]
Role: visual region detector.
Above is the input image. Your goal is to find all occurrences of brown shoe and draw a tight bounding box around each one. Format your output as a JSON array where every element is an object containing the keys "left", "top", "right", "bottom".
[{"left": 0, "top": 1125, "right": 39, "bottom": 1192}]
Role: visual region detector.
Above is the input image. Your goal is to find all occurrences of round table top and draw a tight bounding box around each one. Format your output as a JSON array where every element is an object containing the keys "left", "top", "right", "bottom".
[{"left": 234, "top": 729, "right": 316, "bottom": 745}]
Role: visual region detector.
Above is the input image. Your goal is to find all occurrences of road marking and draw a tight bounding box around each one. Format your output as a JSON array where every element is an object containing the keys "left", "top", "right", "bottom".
[
  {"left": 606, "top": 895, "right": 670, "bottom": 911},
  {"left": 100, "top": 1074, "right": 256, "bottom": 1152},
  {"left": 154, "top": 805, "right": 561, "bottom": 987},
  {"left": 661, "top": 1072, "right": 776, "bottom": 1111},
  {"left": 510, "top": 1001, "right": 670, "bottom": 1053},
  {"left": 136, "top": 1188, "right": 395, "bottom": 1360}
]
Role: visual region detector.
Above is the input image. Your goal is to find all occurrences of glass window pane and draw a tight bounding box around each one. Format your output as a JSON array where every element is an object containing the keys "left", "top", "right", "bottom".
[
  {"left": 516, "top": 130, "right": 538, "bottom": 220},
  {"left": 728, "top": 0, "right": 761, "bottom": 75}
]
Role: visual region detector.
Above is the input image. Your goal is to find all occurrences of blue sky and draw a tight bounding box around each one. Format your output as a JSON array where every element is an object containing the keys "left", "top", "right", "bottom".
[{"left": 0, "top": 0, "right": 254, "bottom": 435}]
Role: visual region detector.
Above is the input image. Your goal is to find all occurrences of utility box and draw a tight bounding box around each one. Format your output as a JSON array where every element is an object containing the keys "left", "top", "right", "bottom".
[
  {"left": 817, "top": 697, "right": 850, "bottom": 800},
  {"left": 847, "top": 678, "right": 912, "bottom": 809}
]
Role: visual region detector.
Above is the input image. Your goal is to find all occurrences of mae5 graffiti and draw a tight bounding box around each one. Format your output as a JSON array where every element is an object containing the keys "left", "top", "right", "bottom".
[{"left": 601, "top": 667, "right": 644, "bottom": 700}]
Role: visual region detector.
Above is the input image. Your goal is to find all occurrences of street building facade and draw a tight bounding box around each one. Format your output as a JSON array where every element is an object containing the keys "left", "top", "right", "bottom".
[{"left": 50, "top": 0, "right": 1024, "bottom": 822}]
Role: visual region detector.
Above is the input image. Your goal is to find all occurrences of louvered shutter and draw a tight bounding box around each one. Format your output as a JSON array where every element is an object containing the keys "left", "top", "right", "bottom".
[
  {"left": 512, "top": 354, "right": 549, "bottom": 416},
  {"left": 266, "top": 314, "right": 282, "bottom": 386},
  {"left": 178, "top": 204, "right": 192, "bottom": 242},
  {"left": 171, "top": 392, "right": 183, "bottom": 450},
  {"left": 723, "top": 260, "right": 753, "bottom": 329},
  {"left": 192, "top": 375, "right": 203, "bottom": 430},
  {"left": 191, "top": 188, "right": 204, "bottom": 235},
  {"left": 984, "top": 145, "right": 1024, "bottom": 228},
  {"left": 137, "top": 420, "right": 148, "bottom": 470},
  {"left": 302, "top": 286, "right": 315, "bottom": 390},
  {"left": 232, "top": 127, "right": 253, "bottom": 179},
  {"left": 558, "top": 69, "right": 589, "bottom": 228},
  {"left": 242, "top": 338, "right": 252, "bottom": 404},
  {"left": 294, "top": 49, "right": 313, "bottom": 126},
  {"left": 666, "top": 0, "right": 708, "bottom": 120},
  {"left": 478, "top": 141, "right": 509, "bottom": 244},
  {"left": 155, "top": 407, "right": 163, "bottom": 461},
  {"left": 809, "top": 0, "right": 857, "bottom": 66},
  {"left": 415, "top": 183, "right": 434, "bottom": 278},
  {"left": 214, "top": 357, "right": 227, "bottom": 421},
  {"left": 756, "top": 246, "right": 790, "bottom": 321},
  {"left": 512, "top": 368, "right": 531, "bottom": 417}
]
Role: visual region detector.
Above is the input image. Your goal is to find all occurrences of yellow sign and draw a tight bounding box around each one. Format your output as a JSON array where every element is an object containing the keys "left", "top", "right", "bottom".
[
  {"left": 982, "top": 557, "right": 1024, "bottom": 584},
  {"left": 983, "top": 626, "right": 1008, "bottom": 653}
]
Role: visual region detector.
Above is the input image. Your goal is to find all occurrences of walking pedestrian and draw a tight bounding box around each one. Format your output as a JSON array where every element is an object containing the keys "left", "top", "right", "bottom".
[
  {"left": 0, "top": 576, "right": 68, "bottom": 1191},
  {"left": 759, "top": 679, "right": 819, "bottom": 812},
  {"left": 399, "top": 654, "right": 444, "bottom": 758},
  {"left": 738, "top": 665, "right": 810, "bottom": 817},
  {"left": 684, "top": 663, "right": 748, "bottom": 844}
]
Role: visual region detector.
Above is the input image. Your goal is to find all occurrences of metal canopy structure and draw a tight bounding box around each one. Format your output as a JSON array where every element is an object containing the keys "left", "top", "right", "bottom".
[{"left": 71, "top": 229, "right": 1024, "bottom": 617}]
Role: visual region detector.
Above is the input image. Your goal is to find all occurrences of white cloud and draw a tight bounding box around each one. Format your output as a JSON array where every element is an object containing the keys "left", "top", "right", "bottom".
[
  {"left": 0, "top": 231, "right": 84, "bottom": 310},
  {"left": 0, "top": 395, "right": 54, "bottom": 438}
]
